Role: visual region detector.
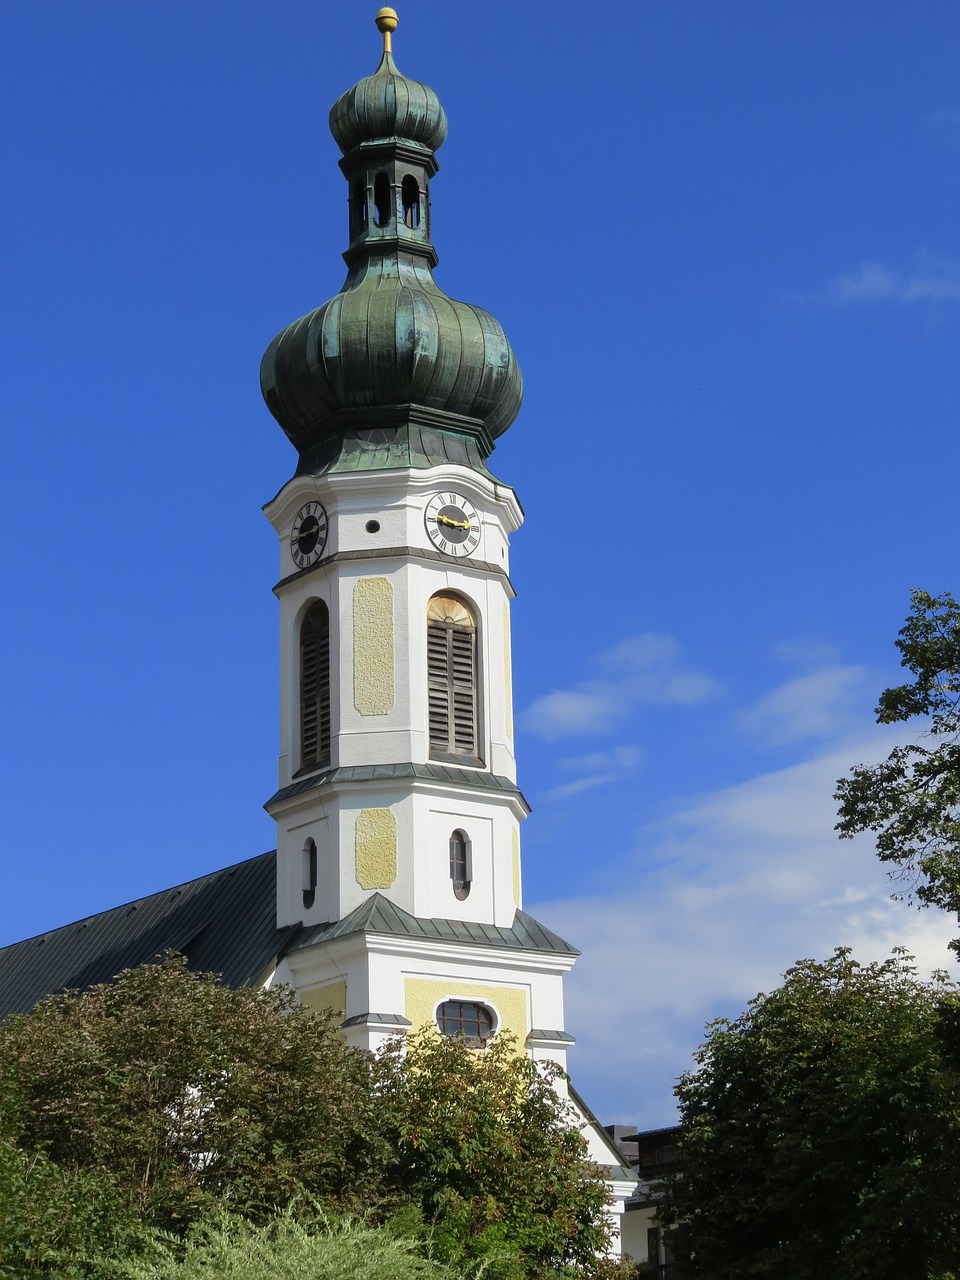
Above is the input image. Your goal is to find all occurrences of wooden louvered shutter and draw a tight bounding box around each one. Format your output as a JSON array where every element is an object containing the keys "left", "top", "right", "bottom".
[
  {"left": 427, "top": 623, "right": 451, "bottom": 752},
  {"left": 300, "top": 602, "right": 331, "bottom": 769},
  {"left": 427, "top": 595, "right": 480, "bottom": 763},
  {"left": 450, "top": 626, "right": 477, "bottom": 755}
]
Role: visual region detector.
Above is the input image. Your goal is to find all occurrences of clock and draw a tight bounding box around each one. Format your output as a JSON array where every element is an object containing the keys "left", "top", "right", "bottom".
[
  {"left": 290, "top": 501, "right": 328, "bottom": 569},
  {"left": 424, "top": 492, "right": 481, "bottom": 558}
]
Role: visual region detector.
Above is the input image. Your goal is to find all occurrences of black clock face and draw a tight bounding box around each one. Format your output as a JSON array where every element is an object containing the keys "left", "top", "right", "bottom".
[
  {"left": 424, "top": 492, "right": 481, "bottom": 558},
  {"left": 290, "top": 502, "right": 328, "bottom": 569}
]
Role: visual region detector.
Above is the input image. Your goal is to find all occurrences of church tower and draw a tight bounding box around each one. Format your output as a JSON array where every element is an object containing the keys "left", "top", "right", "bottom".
[{"left": 261, "top": 9, "right": 577, "bottom": 1072}]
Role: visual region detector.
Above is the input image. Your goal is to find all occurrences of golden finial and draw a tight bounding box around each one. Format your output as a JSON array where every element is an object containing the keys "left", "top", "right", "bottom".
[{"left": 375, "top": 7, "right": 399, "bottom": 55}]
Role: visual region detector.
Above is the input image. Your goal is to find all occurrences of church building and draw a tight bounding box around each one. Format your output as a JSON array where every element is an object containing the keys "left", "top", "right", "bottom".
[{"left": 0, "top": 5, "right": 637, "bottom": 1246}]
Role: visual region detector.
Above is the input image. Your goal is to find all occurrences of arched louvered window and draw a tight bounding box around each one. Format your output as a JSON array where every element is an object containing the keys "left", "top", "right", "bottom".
[
  {"left": 436, "top": 1000, "right": 494, "bottom": 1042},
  {"left": 300, "top": 601, "right": 331, "bottom": 771},
  {"left": 427, "top": 595, "right": 481, "bottom": 764},
  {"left": 449, "top": 829, "right": 471, "bottom": 900}
]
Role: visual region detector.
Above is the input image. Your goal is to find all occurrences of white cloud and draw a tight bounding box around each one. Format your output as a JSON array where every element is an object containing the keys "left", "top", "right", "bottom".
[
  {"left": 531, "top": 727, "right": 957, "bottom": 1129},
  {"left": 785, "top": 251, "right": 960, "bottom": 307},
  {"left": 542, "top": 745, "right": 643, "bottom": 801},
  {"left": 736, "top": 663, "right": 871, "bottom": 746},
  {"left": 771, "top": 639, "right": 842, "bottom": 668},
  {"left": 520, "top": 633, "right": 722, "bottom": 740}
]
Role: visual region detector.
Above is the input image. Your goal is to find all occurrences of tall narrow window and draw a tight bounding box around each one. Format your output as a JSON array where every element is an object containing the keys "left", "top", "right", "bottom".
[
  {"left": 302, "top": 838, "right": 318, "bottom": 910},
  {"left": 427, "top": 595, "right": 480, "bottom": 763},
  {"left": 401, "top": 175, "right": 420, "bottom": 228},
  {"left": 374, "top": 172, "right": 391, "bottom": 227},
  {"left": 449, "top": 829, "right": 470, "bottom": 900},
  {"left": 300, "top": 601, "right": 331, "bottom": 771},
  {"left": 351, "top": 180, "right": 368, "bottom": 236}
]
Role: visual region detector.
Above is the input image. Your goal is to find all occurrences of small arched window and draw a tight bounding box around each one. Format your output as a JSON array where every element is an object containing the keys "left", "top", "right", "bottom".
[
  {"left": 427, "top": 595, "right": 480, "bottom": 764},
  {"left": 300, "top": 601, "right": 331, "bottom": 771},
  {"left": 436, "top": 1000, "right": 494, "bottom": 1042},
  {"left": 401, "top": 175, "right": 420, "bottom": 228},
  {"left": 302, "top": 838, "right": 318, "bottom": 910},
  {"left": 374, "top": 172, "right": 391, "bottom": 227},
  {"left": 449, "top": 829, "right": 471, "bottom": 900}
]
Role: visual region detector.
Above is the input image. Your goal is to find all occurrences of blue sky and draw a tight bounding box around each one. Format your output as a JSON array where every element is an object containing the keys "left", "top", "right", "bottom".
[{"left": 2, "top": 1, "right": 959, "bottom": 1128}]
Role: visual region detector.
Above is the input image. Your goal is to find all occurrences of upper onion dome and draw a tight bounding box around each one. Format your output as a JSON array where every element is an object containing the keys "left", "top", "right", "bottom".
[
  {"left": 329, "top": 49, "right": 448, "bottom": 156},
  {"left": 261, "top": 8, "right": 521, "bottom": 476}
]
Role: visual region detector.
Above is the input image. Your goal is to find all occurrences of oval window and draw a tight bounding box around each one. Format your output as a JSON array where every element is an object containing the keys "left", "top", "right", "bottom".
[{"left": 449, "top": 829, "right": 471, "bottom": 900}]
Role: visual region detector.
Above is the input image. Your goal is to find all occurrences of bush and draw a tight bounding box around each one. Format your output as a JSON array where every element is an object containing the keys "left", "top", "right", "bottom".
[
  {"left": 119, "top": 1212, "right": 457, "bottom": 1280},
  {"left": 0, "top": 957, "right": 387, "bottom": 1236}
]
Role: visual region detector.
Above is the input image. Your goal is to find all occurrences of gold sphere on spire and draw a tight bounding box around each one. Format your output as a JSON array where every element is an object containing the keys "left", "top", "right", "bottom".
[
  {"left": 375, "top": 7, "right": 398, "bottom": 53},
  {"left": 375, "top": 8, "right": 399, "bottom": 35}
]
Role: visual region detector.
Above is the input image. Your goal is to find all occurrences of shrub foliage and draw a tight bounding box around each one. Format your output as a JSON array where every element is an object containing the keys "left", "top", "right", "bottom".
[{"left": 0, "top": 957, "right": 620, "bottom": 1279}]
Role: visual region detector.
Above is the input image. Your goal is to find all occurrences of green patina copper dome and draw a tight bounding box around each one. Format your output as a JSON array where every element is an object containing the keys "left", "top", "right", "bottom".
[
  {"left": 261, "top": 264, "right": 522, "bottom": 449},
  {"left": 329, "top": 50, "right": 448, "bottom": 155},
  {"left": 261, "top": 10, "right": 522, "bottom": 476}
]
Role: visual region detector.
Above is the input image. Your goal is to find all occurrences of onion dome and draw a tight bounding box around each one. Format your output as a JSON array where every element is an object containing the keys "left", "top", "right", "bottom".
[
  {"left": 261, "top": 8, "right": 522, "bottom": 477},
  {"left": 329, "top": 53, "right": 447, "bottom": 155}
]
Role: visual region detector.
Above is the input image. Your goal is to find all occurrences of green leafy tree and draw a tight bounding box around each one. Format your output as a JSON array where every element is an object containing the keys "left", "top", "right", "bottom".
[
  {"left": 836, "top": 589, "right": 960, "bottom": 950},
  {"left": 374, "top": 1028, "right": 625, "bottom": 1280},
  {"left": 0, "top": 1081, "right": 146, "bottom": 1277},
  {"left": 1, "top": 960, "right": 627, "bottom": 1279},
  {"left": 0, "top": 956, "right": 388, "bottom": 1238},
  {"left": 659, "top": 949, "right": 960, "bottom": 1280}
]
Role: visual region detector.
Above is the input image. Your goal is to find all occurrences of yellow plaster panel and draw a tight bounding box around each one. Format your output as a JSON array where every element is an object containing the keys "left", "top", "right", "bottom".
[
  {"left": 503, "top": 602, "right": 513, "bottom": 739},
  {"left": 511, "top": 827, "right": 521, "bottom": 907},
  {"left": 356, "top": 808, "right": 398, "bottom": 889},
  {"left": 354, "top": 577, "right": 395, "bottom": 715},
  {"left": 300, "top": 980, "right": 346, "bottom": 1019},
  {"left": 404, "top": 977, "right": 528, "bottom": 1045}
]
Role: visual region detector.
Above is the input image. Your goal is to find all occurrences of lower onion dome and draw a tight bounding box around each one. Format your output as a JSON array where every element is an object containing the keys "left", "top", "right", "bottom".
[{"left": 261, "top": 255, "right": 523, "bottom": 461}]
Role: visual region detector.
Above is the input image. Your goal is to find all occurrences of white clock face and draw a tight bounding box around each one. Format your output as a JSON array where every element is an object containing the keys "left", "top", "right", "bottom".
[
  {"left": 424, "top": 492, "right": 481, "bottom": 558},
  {"left": 290, "top": 501, "right": 328, "bottom": 569}
]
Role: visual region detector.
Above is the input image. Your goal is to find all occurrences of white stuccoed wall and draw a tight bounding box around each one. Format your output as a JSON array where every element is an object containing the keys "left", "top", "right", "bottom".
[{"left": 264, "top": 464, "right": 526, "bottom": 931}]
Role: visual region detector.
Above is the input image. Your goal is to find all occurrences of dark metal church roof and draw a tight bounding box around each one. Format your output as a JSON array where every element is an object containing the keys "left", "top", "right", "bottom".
[
  {"left": 0, "top": 852, "right": 290, "bottom": 1018},
  {"left": 0, "top": 856, "right": 577, "bottom": 1019}
]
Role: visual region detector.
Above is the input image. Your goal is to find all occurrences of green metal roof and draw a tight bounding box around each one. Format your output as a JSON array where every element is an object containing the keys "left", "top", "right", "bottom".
[
  {"left": 266, "top": 761, "right": 530, "bottom": 813},
  {"left": 0, "top": 852, "right": 291, "bottom": 1018},
  {"left": 329, "top": 50, "right": 448, "bottom": 157},
  {"left": 289, "top": 893, "right": 579, "bottom": 958},
  {"left": 294, "top": 417, "right": 497, "bottom": 479},
  {"left": 260, "top": 31, "right": 522, "bottom": 475},
  {"left": 0, "top": 858, "right": 575, "bottom": 1018}
]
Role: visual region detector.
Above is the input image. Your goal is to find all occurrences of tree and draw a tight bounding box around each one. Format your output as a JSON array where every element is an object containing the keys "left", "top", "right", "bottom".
[
  {"left": 836, "top": 589, "right": 960, "bottom": 950},
  {"left": 0, "top": 958, "right": 626, "bottom": 1279},
  {"left": 0, "top": 956, "right": 388, "bottom": 1238},
  {"left": 373, "top": 1029, "right": 625, "bottom": 1280},
  {"left": 658, "top": 949, "right": 960, "bottom": 1280},
  {"left": 0, "top": 1077, "right": 146, "bottom": 1276}
]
